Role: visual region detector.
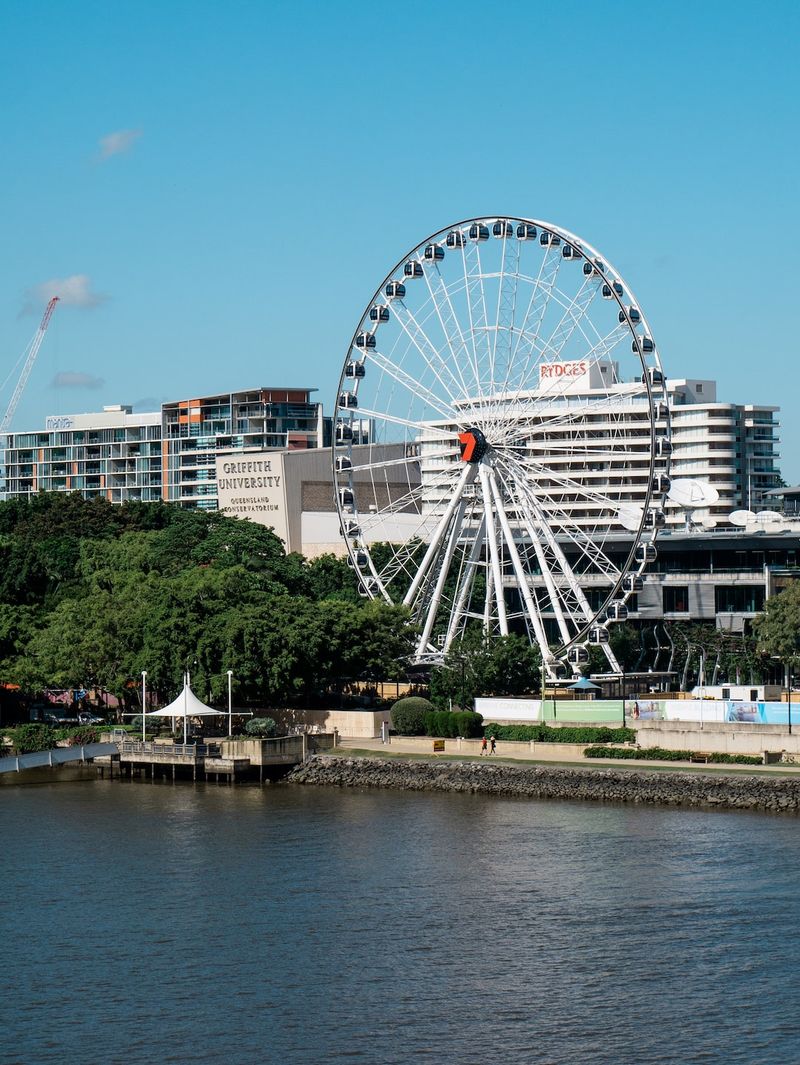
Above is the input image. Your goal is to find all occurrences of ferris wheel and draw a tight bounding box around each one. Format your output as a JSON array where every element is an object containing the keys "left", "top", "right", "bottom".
[{"left": 333, "top": 217, "right": 671, "bottom": 679}]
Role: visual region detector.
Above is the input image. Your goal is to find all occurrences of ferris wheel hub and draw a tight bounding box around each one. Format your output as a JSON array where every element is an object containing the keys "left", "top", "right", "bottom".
[{"left": 458, "top": 427, "right": 489, "bottom": 464}]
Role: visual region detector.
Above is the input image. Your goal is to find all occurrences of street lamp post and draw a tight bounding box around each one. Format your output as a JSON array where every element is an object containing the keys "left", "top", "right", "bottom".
[
  {"left": 227, "top": 670, "right": 233, "bottom": 738},
  {"left": 786, "top": 663, "right": 792, "bottom": 736},
  {"left": 621, "top": 668, "right": 626, "bottom": 727},
  {"left": 141, "top": 671, "right": 147, "bottom": 743}
]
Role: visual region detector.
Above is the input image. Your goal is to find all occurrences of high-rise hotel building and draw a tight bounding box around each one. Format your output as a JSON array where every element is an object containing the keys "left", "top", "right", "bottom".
[{"left": 416, "top": 367, "right": 781, "bottom": 531}]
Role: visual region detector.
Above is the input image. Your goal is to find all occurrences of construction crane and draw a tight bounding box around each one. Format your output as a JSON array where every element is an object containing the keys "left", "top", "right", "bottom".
[{"left": 1, "top": 296, "right": 59, "bottom": 435}]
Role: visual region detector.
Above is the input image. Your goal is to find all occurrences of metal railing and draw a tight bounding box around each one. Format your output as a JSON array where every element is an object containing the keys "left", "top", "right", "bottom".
[{"left": 119, "top": 741, "right": 220, "bottom": 758}]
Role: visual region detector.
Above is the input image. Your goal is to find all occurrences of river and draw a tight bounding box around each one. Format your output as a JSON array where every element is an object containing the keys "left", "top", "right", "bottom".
[{"left": 3, "top": 779, "right": 800, "bottom": 1064}]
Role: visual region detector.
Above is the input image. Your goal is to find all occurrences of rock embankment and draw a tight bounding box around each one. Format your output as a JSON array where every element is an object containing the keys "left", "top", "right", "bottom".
[{"left": 288, "top": 756, "right": 800, "bottom": 813}]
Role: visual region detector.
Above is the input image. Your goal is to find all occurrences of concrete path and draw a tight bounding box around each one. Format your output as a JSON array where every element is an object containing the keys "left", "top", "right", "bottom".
[{"left": 335, "top": 736, "right": 800, "bottom": 776}]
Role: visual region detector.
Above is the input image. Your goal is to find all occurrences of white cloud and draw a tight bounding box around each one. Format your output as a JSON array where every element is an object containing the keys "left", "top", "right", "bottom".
[
  {"left": 50, "top": 371, "right": 105, "bottom": 390},
  {"left": 98, "top": 128, "right": 142, "bottom": 160},
  {"left": 22, "top": 274, "right": 109, "bottom": 314}
]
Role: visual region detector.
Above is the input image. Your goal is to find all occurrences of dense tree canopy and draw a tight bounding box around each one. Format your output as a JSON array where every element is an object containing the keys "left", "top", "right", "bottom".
[
  {"left": 429, "top": 631, "right": 541, "bottom": 709},
  {"left": 0, "top": 494, "right": 414, "bottom": 708},
  {"left": 752, "top": 582, "right": 800, "bottom": 669}
]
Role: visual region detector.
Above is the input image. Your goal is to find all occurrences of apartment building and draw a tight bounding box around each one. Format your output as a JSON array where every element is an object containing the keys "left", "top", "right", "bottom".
[{"left": 3, "top": 387, "right": 328, "bottom": 510}]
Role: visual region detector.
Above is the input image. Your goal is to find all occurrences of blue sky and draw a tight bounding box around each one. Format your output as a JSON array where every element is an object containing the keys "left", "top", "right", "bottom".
[{"left": 1, "top": 0, "right": 798, "bottom": 478}]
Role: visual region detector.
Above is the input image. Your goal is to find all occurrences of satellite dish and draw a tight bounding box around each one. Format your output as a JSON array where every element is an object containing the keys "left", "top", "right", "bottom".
[
  {"left": 729, "top": 510, "right": 756, "bottom": 527},
  {"left": 617, "top": 504, "right": 644, "bottom": 532},
  {"left": 668, "top": 479, "right": 720, "bottom": 507},
  {"left": 701, "top": 516, "right": 718, "bottom": 529},
  {"left": 754, "top": 510, "right": 783, "bottom": 523}
]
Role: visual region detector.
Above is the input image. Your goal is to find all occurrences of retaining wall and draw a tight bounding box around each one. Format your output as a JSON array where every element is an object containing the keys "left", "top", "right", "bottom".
[
  {"left": 288, "top": 755, "right": 800, "bottom": 813},
  {"left": 635, "top": 720, "right": 800, "bottom": 757}
]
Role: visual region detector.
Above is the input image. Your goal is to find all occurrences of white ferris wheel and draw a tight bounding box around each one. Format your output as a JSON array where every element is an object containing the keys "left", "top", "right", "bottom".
[{"left": 333, "top": 217, "right": 671, "bottom": 679}]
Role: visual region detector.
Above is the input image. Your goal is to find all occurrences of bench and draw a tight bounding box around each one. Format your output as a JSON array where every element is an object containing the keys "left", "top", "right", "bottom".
[{"left": 689, "top": 752, "right": 710, "bottom": 764}]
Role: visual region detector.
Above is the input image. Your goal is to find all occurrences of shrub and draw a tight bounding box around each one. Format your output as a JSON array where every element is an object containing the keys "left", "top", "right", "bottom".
[
  {"left": 62, "top": 727, "right": 100, "bottom": 746},
  {"left": 390, "top": 697, "right": 434, "bottom": 736},
  {"left": 454, "top": 710, "right": 484, "bottom": 738},
  {"left": 246, "top": 717, "right": 278, "bottom": 738},
  {"left": 9, "top": 724, "right": 57, "bottom": 754},
  {"left": 583, "top": 745, "right": 762, "bottom": 766},
  {"left": 485, "top": 723, "right": 636, "bottom": 745}
]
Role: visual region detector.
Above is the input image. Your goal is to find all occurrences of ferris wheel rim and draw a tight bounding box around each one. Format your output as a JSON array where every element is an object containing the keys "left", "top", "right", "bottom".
[{"left": 333, "top": 216, "right": 671, "bottom": 676}]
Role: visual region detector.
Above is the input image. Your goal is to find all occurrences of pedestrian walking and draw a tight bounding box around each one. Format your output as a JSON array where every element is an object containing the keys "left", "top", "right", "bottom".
[
  {"left": 480, "top": 736, "right": 488, "bottom": 756},
  {"left": 489, "top": 735, "right": 497, "bottom": 755}
]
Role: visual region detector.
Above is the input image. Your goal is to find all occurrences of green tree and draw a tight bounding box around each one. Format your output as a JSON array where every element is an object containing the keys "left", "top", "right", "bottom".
[
  {"left": 430, "top": 632, "right": 541, "bottom": 709},
  {"left": 752, "top": 582, "right": 800, "bottom": 680}
]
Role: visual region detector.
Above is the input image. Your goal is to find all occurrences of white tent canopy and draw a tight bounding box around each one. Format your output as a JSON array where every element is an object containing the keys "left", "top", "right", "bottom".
[
  {"left": 145, "top": 681, "right": 225, "bottom": 719},
  {"left": 146, "top": 676, "right": 224, "bottom": 742}
]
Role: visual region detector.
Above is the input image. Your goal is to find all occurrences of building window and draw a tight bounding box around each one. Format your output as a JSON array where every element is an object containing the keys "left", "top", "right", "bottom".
[
  {"left": 715, "top": 586, "right": 766, "bottom": 613},
  {"left": 663, "top": 586, "right": 689, "bottom": 613}
]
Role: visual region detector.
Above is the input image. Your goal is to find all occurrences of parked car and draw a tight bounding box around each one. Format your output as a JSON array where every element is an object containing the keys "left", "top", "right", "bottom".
[{"left": 78, "top": 711, "right": 105, "bottom": 725}]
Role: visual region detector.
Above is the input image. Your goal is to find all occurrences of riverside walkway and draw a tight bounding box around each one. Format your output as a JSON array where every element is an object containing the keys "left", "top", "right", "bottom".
[
  {"left": 0, "top": 742, "right": 118, "bottom": 776},
  {"left": 336, "top": 736, "right": 800, "bottom": 775}
]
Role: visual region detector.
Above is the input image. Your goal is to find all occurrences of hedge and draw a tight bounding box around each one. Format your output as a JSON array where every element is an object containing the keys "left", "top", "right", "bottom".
[
  {"left": 424, "top": 710, "right": 484, "bottom": 739},
  {"left": 583, "top": 745, "right": 763, "bottom": 766},
  {"left": 485, "top": 723, "right": 636, "bottom": 744}
]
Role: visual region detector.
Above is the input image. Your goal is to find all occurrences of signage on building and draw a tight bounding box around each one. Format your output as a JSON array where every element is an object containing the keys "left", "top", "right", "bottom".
[
  {"left": 538, "top": 360, "right": 589, "bottom": 395},
  {"left": 214, "top": 451, "right": 289, "bottom": 544},
  {"left": 539, "top": 360, "right": 587, "bottom": 381},
  {"left": 45, "top": 415, "right": 74, "bottom": 430},
  {"left": 538, "top": 359, "right": 609, "bottom": 393}
]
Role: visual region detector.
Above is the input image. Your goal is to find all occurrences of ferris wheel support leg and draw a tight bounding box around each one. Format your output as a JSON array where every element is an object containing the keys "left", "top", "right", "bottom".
[
  {"left": 402, "top": 463, "right": 476, "bottom": 609},
  {"left": 485, "top": 558, "right": 498, "bottom": 630},
  {"left": 416, "top": 497, "right": 469, "bottom": 657},
  {"left": 505, "top": 480, "right": 574, "bottom": 648},
  {"left": 478, "top": 462, "right": 509, "bottom": 636},
  {"left": 601, "top": 642, "right": 623, "bottom": 675},
  {"left": 486, "top": 466, "right": 558, "bottom": 680},
  {"left": 444, "top": 514, "right": 487, "bottom": 652}
]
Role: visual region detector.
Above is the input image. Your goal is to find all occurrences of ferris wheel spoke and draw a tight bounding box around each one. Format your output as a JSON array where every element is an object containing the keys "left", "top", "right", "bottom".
[
  {"left": 485, "top": 233, "right": 510, "bottom": 427},
  {"left": 505, "top": 246, "right": 563, "bottom": 394},
  {"left": 540, "top": 274, "right": 600, "bottom": 361},
  {"left": 464, "top": 241, "right": 493, "bottom": 397},
  {"left": 353, "top": 406, "right": 459, "bottom": 440},
  {"left": 355, "top": 463, "right": 461, "bottom": 533},
  {"left": 495, "top": 451, "right": 621, "bottom": 583},
  {"left": 477, "top": 462, "right": 508, "bottom": 636},
  {"left": 421, "top": 264, "right": 479, "bottom": 414},
  {"left": 350, "top": 448, "right": 458, "bottom": 475},
  {"left": 493, "top": 238, "right": 523, "bottom": 425},
  {"left": 519, "top": 388, "right": 645, "bottom": 436},
  {"left": 499, "top": 454, "right": 631, "bottom": 513},
  {"left": 505, "top": 317, "right": 631, "bottom": 424},
  {"left": 365, "top": 349, "right": 456, "bottom": 421},
  {"left": 456, "top": 240, "right": 487, "bottom": 409},
  {"left": 389, "top": 299, "right": 465, "bottom": 409}
]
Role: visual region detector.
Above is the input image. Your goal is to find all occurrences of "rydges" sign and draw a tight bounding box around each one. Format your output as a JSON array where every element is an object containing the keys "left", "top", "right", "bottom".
[
  {"left": 538, "top": 360, "right": 591, "bottom": 394},
  {"left": 539, "top": 360, "right": 588, "bottom": 381}
]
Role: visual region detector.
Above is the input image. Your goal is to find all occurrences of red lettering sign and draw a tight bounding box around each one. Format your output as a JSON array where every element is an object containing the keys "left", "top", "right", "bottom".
[{"left": 540, "top": 361, "right": 588, "bottom": 381}]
